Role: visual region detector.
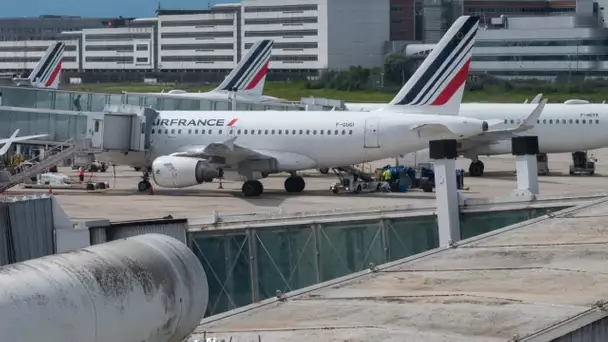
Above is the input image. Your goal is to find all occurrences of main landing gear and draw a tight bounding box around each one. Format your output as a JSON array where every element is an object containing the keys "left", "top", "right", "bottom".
[
  {"left": 242, "top": 180, "right": 264, "bottom": 197},
  {"left": 468, "top": 160, "right": 485, "bottom": 177},
  {"left": 241, "top": 175, "right": 306, "bottom": 197},
  {"left": 284, "top": 175, "right": 305, "bottom": 193},
  {"left": 138, "top": 171, "right": 152, "bottom": 192}
]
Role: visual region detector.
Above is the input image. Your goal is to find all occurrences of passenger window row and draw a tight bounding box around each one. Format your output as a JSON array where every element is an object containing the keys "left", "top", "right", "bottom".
[
  {"left": 503, "top": 119, "right": 600, "bottom": 124},
  {"left": 151, "top": 128, "right": 355, "bottom": 136}
]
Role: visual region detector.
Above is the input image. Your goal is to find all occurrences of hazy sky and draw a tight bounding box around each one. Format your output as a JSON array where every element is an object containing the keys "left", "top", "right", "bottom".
[{"left": 4, "top": 0, "right": 236, "bottom": 18}]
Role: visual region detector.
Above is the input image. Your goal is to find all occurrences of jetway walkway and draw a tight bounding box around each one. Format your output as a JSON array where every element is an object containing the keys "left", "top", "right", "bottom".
[
  {"left": 0, "top": 85, "right": 309, "bottom": 113},
  {"left": 0, "top": 85, "right": 336, "bottom": 152},
  {"left": 0, "top": 138, "right": 93, "bottom": 193}
]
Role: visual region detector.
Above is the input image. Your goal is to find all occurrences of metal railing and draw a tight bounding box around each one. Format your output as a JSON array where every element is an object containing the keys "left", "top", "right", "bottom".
[{"left": 0, "top": 138, "right": 90, "bottom": 193}]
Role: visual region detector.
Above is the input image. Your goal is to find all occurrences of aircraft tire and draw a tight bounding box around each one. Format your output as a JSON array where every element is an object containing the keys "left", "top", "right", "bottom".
[
  {"left": 242, "top": 180, "right": 263, "bottom": 197},
  {"left": 138, "top": 180, "right": 151, "bottom": 192},
  {"left": 469, "top": 161, "right": 484, "bottom": 177},
  {"left": 285, "top": 176, "right": 305, "bottom": 193}
]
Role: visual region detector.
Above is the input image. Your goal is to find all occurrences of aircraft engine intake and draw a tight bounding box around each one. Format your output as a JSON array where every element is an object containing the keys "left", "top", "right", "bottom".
[{"left": 151, "top": 156, "right": 220, "bottom": 188}]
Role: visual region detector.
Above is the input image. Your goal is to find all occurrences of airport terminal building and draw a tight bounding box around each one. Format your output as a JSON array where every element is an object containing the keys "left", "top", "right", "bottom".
[
  {"left": 1, "top": 0, "right": 608, "bottom": 80},
  {"left": 0, "top": 0, "right": 391, "bottom": 81}
]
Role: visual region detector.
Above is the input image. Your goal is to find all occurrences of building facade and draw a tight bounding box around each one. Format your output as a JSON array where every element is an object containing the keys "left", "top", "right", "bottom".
[
  {"left": 0, "top": 15, "right": 132, "bottom": 41},
  {"left": 0, "top": 0, "right": 390, "bottom": 79},
  {"left": 404, "top": 14, "right": 608, "bottom": 78}
]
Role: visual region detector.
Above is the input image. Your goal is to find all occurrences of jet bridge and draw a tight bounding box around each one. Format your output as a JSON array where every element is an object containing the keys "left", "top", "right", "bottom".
[
  {"left": 86, "top": 105, "right": 159, "bottom": 169},
  {"left": 90, "top": 104, "right": 158, "bottom": 153}
]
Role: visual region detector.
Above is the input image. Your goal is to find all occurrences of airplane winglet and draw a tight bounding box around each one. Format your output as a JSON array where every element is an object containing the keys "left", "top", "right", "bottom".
[
  {"left": 483, "top": 99, "right": 546, "bottom": 134},
  {"left": 224, "top": 136, "right": 237, "bottom": 151},
  {"left": 530, "top": 93, "right": 543, "bottom": 104},
  {"left": 516, "top": 98, "right": 547, "bottom": 132}
]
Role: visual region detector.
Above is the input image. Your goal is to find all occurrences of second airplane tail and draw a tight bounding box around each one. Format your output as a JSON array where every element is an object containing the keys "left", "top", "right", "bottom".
[
  {"left": 28, "top": 42, "right": 65, "bottom": 89},
  {"left": 213, "top": 39, "right": 273, "bottom": 97},
  {"left": 387, "top": 16, "right": 480, "bottom": 115}
]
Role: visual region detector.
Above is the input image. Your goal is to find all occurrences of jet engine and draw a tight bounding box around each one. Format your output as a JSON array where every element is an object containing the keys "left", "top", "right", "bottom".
[{"left": 151, "top": 156, "right": 220, "bottom": 188}]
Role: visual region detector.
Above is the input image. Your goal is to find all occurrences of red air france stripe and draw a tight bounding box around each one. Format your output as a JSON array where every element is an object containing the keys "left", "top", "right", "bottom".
[
  {"left": 431, "top": 59, "right": 471, "bottom": 106},
  {"left": 227, "top": 118, "right": 238, "bottom": 126},
  {"left": 44, "top": 61, "right": 62, "bottom": 87},
  {"left": 244, "top": 61, "right": 269, "bottom": 90}
]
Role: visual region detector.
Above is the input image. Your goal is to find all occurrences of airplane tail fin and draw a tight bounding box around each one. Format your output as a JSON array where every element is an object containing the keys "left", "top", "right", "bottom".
[
  {"left": 28, "top": 42, "right": 65, "bottom": 89},
  {"left": 387, "top": 16, "right": 479, "bottom": 115},
  {"left": 0, "top": 129, "right": 48, "bottom": 156},
  {"left": 214, "top": 39, "right": 273, "bottom": 96}
]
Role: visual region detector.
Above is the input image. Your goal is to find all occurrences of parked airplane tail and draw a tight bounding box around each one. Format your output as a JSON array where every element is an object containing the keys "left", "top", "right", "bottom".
[
  {"left": 387, "top": 16, "right": 479, "bottom": 115},
  {"left": 28, "top": 42, "right": 65, "bottom": 89},
  {"left": 213, "top": 39, "right": 273, "bottom": 97},
  {"left": 0, "top": 129, "right": 48, "bottom": 156}
]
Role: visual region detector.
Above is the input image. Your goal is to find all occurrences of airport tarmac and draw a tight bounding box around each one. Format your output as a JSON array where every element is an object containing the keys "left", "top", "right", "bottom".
[{"left": 5, "top": 149, "right": 608, "bottom": 222}]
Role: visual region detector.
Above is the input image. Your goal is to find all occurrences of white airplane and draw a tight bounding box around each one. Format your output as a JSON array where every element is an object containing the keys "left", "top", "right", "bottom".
[
  {"left": 346, "top": 73, "right": 608, "bottom": 176},
  {"left": 396, "top": 95, "right": 608, "bottom": 176},
  {"left": 142, "top": 39, "right": 280, "bottom": 103},
  {"left": 12, "top": 42, "right": 64, "bottom": 89},
  {"left": 98, "top": 16, "right": 542, "bottom": 197},
  {"left": 0, "top": 129, "right": 48, "bottom": 156}
]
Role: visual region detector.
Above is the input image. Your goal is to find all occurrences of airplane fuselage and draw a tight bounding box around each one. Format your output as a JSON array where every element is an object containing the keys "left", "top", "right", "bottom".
[
  {"left": 98, "top": 110, "right": 486, "bottom": 171},
  {"left": 347, "top": 103, "right": 608, "bottom": 155}
]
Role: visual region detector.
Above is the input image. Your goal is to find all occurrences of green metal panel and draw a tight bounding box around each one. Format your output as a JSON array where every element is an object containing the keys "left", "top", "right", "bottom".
[
  {"left": 317, "top": 221, "right": 385, "bottom": 281},
  {"left": 254, "top": 226, "right": 317, "bottom": 301},
  {"left": 191, "top": 232, "right": 253, "bottom": 317},
  {"left": 386, "top": 215, "right": 439, "bottom": 261},
  {"left": 460, "top": 206, "right": 568, "bottom": 240}
]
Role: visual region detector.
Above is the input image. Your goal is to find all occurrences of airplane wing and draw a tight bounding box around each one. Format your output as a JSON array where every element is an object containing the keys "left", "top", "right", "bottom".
[
  {"left": 0, "top": 129, "right": 49, "bottom": 156},
  {"left": 170, "top": 137, "right": 269, "bottom": 161},
  {"left": 169, "top": 137, "right": 318, "bottom": 172},
  {"left": 460, "top": 99, "right": 546, "bottom": 145},
  {"left": 409, "top": 123, "right": 461, "bottom": 138}
]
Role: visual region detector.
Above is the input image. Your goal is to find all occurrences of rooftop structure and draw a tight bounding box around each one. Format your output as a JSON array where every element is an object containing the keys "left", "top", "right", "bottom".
[{"left": 194, "top": 197, "right": 608, "bottom": 341}]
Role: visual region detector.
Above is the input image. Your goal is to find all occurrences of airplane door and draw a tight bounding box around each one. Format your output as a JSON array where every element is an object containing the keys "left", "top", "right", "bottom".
[
  {"left": 164, "top": 126, "right": 178, "bottom": 148},
  {"left": 364, "top": 117, "right": 380, "bottom": 148},
  {"left": 91, "top": 119, "right": 103, "bottom": 149}
]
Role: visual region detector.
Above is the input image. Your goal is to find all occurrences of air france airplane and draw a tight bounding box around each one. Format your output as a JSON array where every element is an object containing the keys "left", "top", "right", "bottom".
[
  {"left": 346, "top": 67, "right": 608, "bottom": 177},
  {"left": 97, "top": 16, "right": 538, "bottom": 197},
  {"left": 12, "top": 42, "right": 64, "bottom": 89},
  {"left": 142, "top": 39, "right": 279, "bottom": 103}
]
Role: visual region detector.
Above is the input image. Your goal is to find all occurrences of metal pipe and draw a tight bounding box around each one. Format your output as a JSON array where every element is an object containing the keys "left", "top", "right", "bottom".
[{"left": 0, "top": 233, "right": 208, "bottom": 342}]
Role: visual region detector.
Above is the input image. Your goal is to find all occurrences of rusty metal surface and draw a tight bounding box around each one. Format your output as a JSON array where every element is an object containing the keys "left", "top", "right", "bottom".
[{"left": 193, "top": 198, "right": 608, "bottom": 342}]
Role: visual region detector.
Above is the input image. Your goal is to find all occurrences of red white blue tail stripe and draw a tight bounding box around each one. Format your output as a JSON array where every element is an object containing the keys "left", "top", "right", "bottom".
[
  {"left": 390, "top": 16, "right": 479, "bottom": 108},
  {"left": 215, "top": 39, "right": 273, "bottom": 94},
  {"left": 29, "top": 42, "right": 65, "bottom": 89}
]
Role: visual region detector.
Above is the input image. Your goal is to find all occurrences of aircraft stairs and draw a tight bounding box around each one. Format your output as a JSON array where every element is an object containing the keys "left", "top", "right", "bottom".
[
  {"left": 333, "top": 164, "right": 376, "bottom": 182},
  {"left": 0, "top": 138, "right": 92, "bottom": 193}
]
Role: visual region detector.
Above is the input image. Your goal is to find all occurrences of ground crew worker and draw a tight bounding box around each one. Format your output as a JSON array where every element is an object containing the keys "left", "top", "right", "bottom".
[
  {"left": 382, "top": 169, "right": 392, "bottom": 183},
  {"left": 78, "top": 166, "right": 85, "bottom": 182}
]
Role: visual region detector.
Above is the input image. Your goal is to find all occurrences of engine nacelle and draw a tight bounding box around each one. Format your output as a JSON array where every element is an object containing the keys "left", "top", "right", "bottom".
[{"left": 151, "top": 156, "right": 220, "bottom": 188}]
